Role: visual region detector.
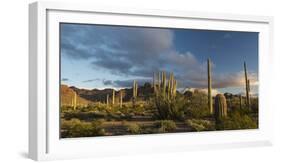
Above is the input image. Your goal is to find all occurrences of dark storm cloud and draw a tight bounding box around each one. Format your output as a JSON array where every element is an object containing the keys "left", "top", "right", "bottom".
[
  {"left": 102, "top": 79, "right": 113, "bottom": 86},
  {"left": 61, "top": 24, "right": 258, "bottom": 89}
]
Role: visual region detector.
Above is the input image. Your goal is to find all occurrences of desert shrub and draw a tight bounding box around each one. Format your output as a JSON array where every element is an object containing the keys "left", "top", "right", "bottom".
[
  {"left": 186, "top": 119, "right": 215, "bottom": 131},
  {"left": 216, "top": 111, "right": 257, "bottom": 130},
  {"left": 63, "top": 111, "right": 107, "bottom": 121},
  {"left": 153, "top": 94, "right": 186, "bottom": 120},
  {"left": 186, "top": 91, "right": 210, "bottom": 118},
  {"left": 61, "top": 118, "right": 105, "bottom": 138},
  {"left": 155, "top": 120, "right": 177, "bottom": 133},
  {"left": 250, "top": 97, "right": 259, "bottom": 113},
  {"left": 126, "top": 123, "right": 141, "bottom": 134}
]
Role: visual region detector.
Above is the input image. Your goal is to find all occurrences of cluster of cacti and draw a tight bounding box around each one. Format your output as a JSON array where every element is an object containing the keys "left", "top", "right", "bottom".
[
  {"left": 244, "top": 62, "right": 251, "bottom": 110},
  {"left": 153, "top": 71, "right": 183, "bottom": 120},
  {"left": 153, "top": 71, "right": 177, "bottom": 99},
  {"left": 214, "top": 94, "right": 227, "bottom": 121},
  {"left": 132, "top": 80, "right": 138, "bottom": 107},
  {"left": 207, "top": 58, "right": 213, "bottom": 114}
]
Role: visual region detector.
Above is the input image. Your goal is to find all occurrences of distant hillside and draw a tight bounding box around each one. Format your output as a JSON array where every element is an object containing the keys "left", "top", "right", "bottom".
[{"left": 60, "top": 85, "right": 92, "bottom": 106}]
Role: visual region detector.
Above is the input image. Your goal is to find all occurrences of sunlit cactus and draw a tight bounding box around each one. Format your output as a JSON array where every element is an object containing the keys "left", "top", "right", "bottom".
[
  {"left": 106, "top": 94, "right": 109, "bottom": 107},
  {"left": 154, "top": 71, "right": 177, "bottom": 100},
  {"left": 120, "top": 91, "right": 123, "bottom": 108},
  {"left": 214, "top": 94, "right": 227, "bottom": 121},
  {"left": 208, "top": 58, "right": 213, "bottom": 114},
  {"left": 72, "top": 91, "right": 77, "bottom": 110},
  {"left": 132, "top": 80, "right": 138, "bottom": 107},
  {"left": 153, "top": 71, "right": 179, "bottom": 119}
]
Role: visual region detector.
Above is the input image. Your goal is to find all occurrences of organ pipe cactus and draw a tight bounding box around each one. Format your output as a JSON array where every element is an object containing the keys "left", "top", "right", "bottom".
[
  {"left": 154, "top": 71, "right": 177, "bottom": 100},
  {"left": 214, "top": 94, "right": 227, "bottom": 121},
  {"left": 153, "top": 71, "right": 180, "bottom": 119},
  {"left": 207, "top": 58, "right": 213, "bottom": 114}
]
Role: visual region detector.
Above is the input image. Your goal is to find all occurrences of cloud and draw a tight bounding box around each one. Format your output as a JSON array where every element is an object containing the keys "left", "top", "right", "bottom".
[
  {"left": 62, "top": 78, "right": 69, "bottom": 81},
  {"left": 184, "top": 87, "right": 220, "bottom": 97},
  {"left": 101, "top": 79, "right": 150, "bottom": 88},
  {"left": 61, "top": 24, "right": 258, "bottom": 90},
  {"left": 102, "top": 79, "right": 113, "bottom": 86},
  {"left": 179, "top": 70, "right": 258, "bottom": 89},
  {"left": 82, "top": 78, "right": 101, "bottom": 83}
]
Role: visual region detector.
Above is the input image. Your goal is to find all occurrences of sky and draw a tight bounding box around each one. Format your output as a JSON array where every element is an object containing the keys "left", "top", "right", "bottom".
[{"left": 60, "top": 23, "right": 259, "bottom": 95}]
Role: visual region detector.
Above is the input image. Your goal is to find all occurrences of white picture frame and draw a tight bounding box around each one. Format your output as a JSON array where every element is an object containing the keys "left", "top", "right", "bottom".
[{"left": 29, "top": 1, "right": 274, "bottom": 161}]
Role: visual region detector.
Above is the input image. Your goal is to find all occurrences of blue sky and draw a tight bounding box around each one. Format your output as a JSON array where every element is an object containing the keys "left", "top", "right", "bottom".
[{"left": 60, "top": 23, "right": 258, "bottom": 95}]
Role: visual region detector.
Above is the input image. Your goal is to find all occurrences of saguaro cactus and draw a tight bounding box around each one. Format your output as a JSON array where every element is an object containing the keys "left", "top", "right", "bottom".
[
  {"left": 112, "top": 89, "right": 115, "bottom": 105},
  {"left": 120, "top": 91, "right": 123, "bottom": 108},
  {"left": 239, "top": 95, "right": 243, "bottom": 110},
  {"left": 72, "top": 91, "right": 77, "bottom": 110},
  {"left": 244, "top": 62, "right": 251, "bottom": 110},
  {"left": 214, "top": 94, "right": 227, "bottom": 121},
  {"left": 106, "top": 94, "right": 109, "bottom": 107},
  {"left": 207, "top": 58, "right": 213, "bottom": 114},
  {"left": 247, "top": 79, "right": 251, "bottom": 107},
  {"left": 132, "top": 80, "right": 138, "bottom": 107}
]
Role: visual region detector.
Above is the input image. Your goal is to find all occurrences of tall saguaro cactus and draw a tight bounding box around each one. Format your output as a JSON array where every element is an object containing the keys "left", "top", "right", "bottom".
[
  {"left": 72, "top": 91, "right": 77, "bottom": 110},
  {"left": 120, "top": 91, "right": 123, "bottom": 108},
  {"left": 106, "top": 94, "right": 109, "bottom": 107},
  {"left": 244, "top": 62, "right": 251, "bottom": 110},
  {"left": 132, "top": 80, "right": 138, "bottom": 107},
  {"left": 239, "top": 95, "right": 243, "bottom": 110},
  {"left": 214, "top": 94, "right": 227, "bottom": 121},
  {"left": 112, "top": 89, "right": 115, "bottom": 105},
  {"left": 208, "top": 58, "right": 213, "bottom": 114}
]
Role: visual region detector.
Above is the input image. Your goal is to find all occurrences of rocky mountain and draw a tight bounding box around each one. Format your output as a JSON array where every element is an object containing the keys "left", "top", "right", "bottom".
[{"left": 60, "top": 85, "right": 92, "bottom": 106}]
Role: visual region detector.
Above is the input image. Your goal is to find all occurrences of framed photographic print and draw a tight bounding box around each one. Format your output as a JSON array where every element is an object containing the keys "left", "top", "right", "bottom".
[{"left": 29, "top": 1, "right": 274, "bottom": 161}]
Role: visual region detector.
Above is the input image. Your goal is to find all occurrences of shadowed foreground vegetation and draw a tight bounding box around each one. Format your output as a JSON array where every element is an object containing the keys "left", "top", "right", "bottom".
[
  {"left": 60, "top": 87, "right": 258, "bottom": 138},
  {"left": 60, "top": 61, "right": 258, "bottom": 138}
]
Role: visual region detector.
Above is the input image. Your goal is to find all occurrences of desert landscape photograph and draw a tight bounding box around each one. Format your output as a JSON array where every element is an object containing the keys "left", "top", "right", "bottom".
[{"left": 60, "top": 23, "right": 259, "bottom": 138}]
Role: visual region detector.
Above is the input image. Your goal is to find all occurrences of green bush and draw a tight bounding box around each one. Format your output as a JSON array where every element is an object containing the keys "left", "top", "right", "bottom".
[
  {"left": 153, "top": 94, "right": 186, "bottom": 120},
  {"left": 216, "top": 111, "right": 257, "bottom": 130},
  {"left": 186, "top": 119, "right": 215, "bottom": 131},
  {"left": 63, "top": 110, "right": 107, "bottom": 121},
  {"left": 155, "top": 120, "right": 177, "bottom": 133},
  {"left": 186, "top": 91, "right": 210, "bottom": 118},
  {"left": 61, "top": 118, "right": 105, "bottom": 138},
  {"left": 126, "top": 123, "right": 141, "bottom": 134}
]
